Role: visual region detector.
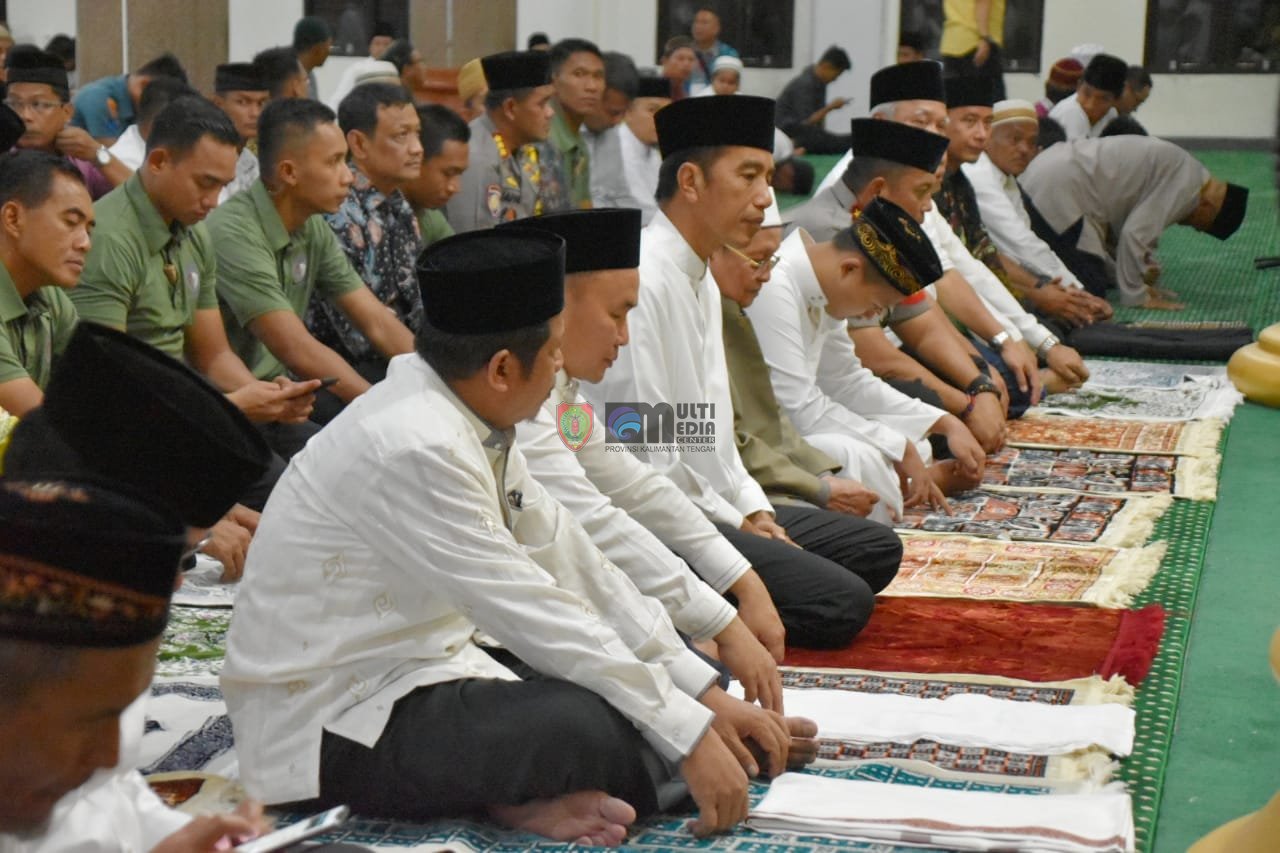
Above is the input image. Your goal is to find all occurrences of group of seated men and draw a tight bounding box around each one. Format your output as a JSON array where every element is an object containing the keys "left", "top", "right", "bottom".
[{"left": 0, "top": 17, "right": 1254, "bottom": 851}]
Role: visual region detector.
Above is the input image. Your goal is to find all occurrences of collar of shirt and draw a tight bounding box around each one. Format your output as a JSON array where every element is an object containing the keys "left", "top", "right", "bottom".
[
  {"left": 347, "top": 162, "right": 410, "bottom": 220},
  {"left": 647, "top": 210, "right": 709, "bottom": 289},
  {"left": 550, "top": 103, "right": 585, "bottom": 153},
  {"left": 0, "top": 262, "right": 29, "bottom": 323},
  {"left": 778, "top": 227, "right": 827, "bottom": 312},
  {"left": 247, "top": 180, "right": 292, "bottom": 254},
  {"left": 831, "top": 175, "right": 858, "bottom": 214},
  {"left": 412, "top": 356, "right": 516, "bottom": 458},
  {"left": 122, "top": 172, "right": 182, "bottom": 256}
]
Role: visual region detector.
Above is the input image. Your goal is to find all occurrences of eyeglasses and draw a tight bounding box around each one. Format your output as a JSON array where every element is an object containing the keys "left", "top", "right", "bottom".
[
  {"left": 3, "top": 97, "right": 63, "bottom": 115},
  {"left": 724, "top": 243, "right": 781, "bottom": 272}
]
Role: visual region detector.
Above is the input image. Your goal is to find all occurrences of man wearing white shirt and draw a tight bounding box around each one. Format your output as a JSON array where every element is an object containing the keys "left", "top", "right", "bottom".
[
  {"left": 1047, "top": 53, "right": 1124, "bottom": 141},
  {"left": 617, "top": 76, "right": 671, "bottom": 225},
  {"left": 582, "top": 53, "right": 651, "bottom": 212},
  {"left": 583, "top": 95, "right": 906, "bottom": 648},
  {"left": 106, "top": 77, "right": 195, "bottom": 170},
  {"left": 223, "top": 227, "right": 814, "bottom": 843},
  {"left": 509, "top": 208, "right": 785, "bottom": 703}
]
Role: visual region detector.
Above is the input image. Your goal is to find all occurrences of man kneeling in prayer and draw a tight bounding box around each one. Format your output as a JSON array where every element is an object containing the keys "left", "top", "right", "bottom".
[{"left": 222, "top": 227, "right": 817, "bottom": 843}]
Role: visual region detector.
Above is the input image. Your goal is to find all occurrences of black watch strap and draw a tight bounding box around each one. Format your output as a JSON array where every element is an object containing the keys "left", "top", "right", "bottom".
[{"left": 965, "top": 375, "right": 1000, "bottom": 397}]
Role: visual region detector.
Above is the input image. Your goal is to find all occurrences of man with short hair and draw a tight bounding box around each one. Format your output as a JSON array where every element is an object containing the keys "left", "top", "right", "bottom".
[
  {"left": 446, "top": 50, "right": 565, "bottom": 231},
  {"left": 584, "top": 96, "right": 906, "bottom": 647},
  {"left": 71, "top": 97, "right": 320, "bottom": 502},
  {"left": 6, "top": 49, "right": 128, "bottom": 196},
  {"left": 224, "top": 226, "right": 816, "bottom": 841},
  {"left": 379, "top": 39, "right": 430, "bottom": 97},
  {"left": 580, "top": 52, "right": 649, "bottom": 212},
  {"left": 305, "top": 83, "right": 423, "bottom": 381},
  {"left": 293, "top": 15, "right": 333, "bottom": 100},
  {"left": 688, "top": 6, "right": 739, "bottom": 93},
  {"left": 1118, "top": 65, "right": 1152, "bottom": 116},
  {"left": 659, "top": 37, "right": 698, "bottom": 100},
  {"left": 107, "top": 76, "right": 197, "bottom": 170},
  {"left": 70, "top": 52, "right": 187, "bottom": 144},
  {"left": 617, "top": 76, "right": 671, "bottom": 224},
  {"left": 403, "top": 103, "right": 470, "bottom": 248},
  {"left": 212, "top": 62, "right": 270, "bottom": 204},
  {"left": 546, "top": 38, "right": 605, "bottom": 208},
  {"left": 774, "top": 46, "right": 852, "bottom": 154},
  {"left": 1048, "top": 52, "right": 1126, "bottom": 140},
  {"left": 211, "top": 98, "right": 414, "bottom": 420},
  {"left": 369, "top": 21, "right": 396, "bottom": 59},
  {"left": 254, "top": 46, "right": 311, "bottom": 101},
  {"left": 897, "top": 30, "right": 927, "bottom": 64},
  {"left": 0, "top": 149, "right": 91, "bottom": 417}
]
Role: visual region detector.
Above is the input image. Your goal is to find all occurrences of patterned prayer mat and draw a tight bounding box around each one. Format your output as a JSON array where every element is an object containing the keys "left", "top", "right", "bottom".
[
  {"left": 1080, "top": 361, "right": 1227, "bottom": 390},
  {"left": 156, "top": 607, "right": 230, "bottom": 678},
  {"left": 981, "top": 446, "right": 1219, "bottom": 500},
  {"left": 1005, "top": 416, "right": 1224, "bottom": 457},
  {"left": 886, "top": 536, "right": 1166, "bottom": 607},
  {"left": 897, "top": 488, "right": 1171, "bottom": 546},
  {"left": 1030, "top": 383, "right": 1241, "bottom": 422},
  {"left": 782, "top": 598, "right": 1166, "bottom": 686}
]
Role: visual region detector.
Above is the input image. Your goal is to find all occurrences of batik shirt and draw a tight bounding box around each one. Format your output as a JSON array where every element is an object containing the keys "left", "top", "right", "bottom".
[
  {"left": 310, "top": 164, "right": 423, "bottom": 364},
  {"left": 935, "top": 167, "right": 1008, "bottom": 285}
]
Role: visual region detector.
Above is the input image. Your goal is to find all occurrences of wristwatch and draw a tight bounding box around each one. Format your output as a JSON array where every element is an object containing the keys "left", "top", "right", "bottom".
[
  {"left": 1036, "top": 335, "right": 1060, "bottom": 359},
  {"left": 988, "top": 330, "right": 1012, "bottom": 350},
  {"left": 95, "top": 145, "right": 111, "bottom": 166}
]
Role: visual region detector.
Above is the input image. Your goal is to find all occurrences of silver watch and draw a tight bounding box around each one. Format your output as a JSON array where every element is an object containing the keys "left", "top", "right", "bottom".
[
  {"left": 988, "top": 330, "right": 1012, "bottom": 349},
  {"left": 95, "top": 145, "right": 111, "bottom": 166}
]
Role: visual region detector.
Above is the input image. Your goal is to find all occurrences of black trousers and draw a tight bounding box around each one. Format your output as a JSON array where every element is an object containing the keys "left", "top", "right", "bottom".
[
  {"left": 237, "top": 421, "right": 322, "bottom": 512},
  {"left": 310, "top": 358, "right": 389, "bottom": 426},
  {"left": 942, "top": 44, "right": 1007, "bottom": 100},
  {"left": 785, "top": 125, "right": 853, "bottom": 155},
  {"left": 714, "top": 504, "right": 902, "bottom": 648},
  {"left": 314, "top": 675, "right": 665, "bottom": 822}
]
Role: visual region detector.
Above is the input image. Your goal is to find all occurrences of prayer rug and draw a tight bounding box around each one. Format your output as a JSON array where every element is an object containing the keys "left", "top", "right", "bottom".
[
  {"left": 156, "top": 606, "right": 230, "bottom": 678},
  {"left": 981, "top": 446, "right": 1219, "bottom": 500},
  {"left": 171, "top": 556, "right": 237, "bottom": 607},
  {"left": 1005, "top": 415, "right": 1224, "bottom": 457},
  {"left": 781, "top": 598, "right": 1166, "bottom": 686},
  {"left": 1080, "top": 360, "right": 1227, "bottom": 390},
  {"left": 885, "top": 536, "right": 1166, "bottom": 607},
  {"left": 1030, "top": 382, "right": 1242, "bottom": 423},
  {"left": 897, "top": 488, "right": 1171, "bottom": 546}
]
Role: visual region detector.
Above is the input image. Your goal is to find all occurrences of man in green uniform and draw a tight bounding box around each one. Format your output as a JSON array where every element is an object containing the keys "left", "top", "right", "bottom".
[
  {"left": 209, "top": 97, "right": 415, "bottom": 422},
  {"left": 402, "top": 103, "right": 470, "bottom": 249},
  {"left": 0, "top": 146, "right": 90, "bottom": 417},
  {"left": 545, "top": 38, "right": 605, "bottom": 208}
]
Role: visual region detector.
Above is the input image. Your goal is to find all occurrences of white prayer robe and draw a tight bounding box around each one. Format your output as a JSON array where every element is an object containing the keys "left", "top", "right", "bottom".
[
  {"left": 583, "top": 125, "right": 649, "bottom": 212},
  {"left": 1020, "top": 137, "right": 1208, "bottom": 307},
  {"left": 581, "top": 211, "right": 773, "bottom": 528},
  {"left": 222, "top": 354, "right": 716, "bottom": 804},
  {"left": 618, "top": 123, "right": 660, "bottom": 225},
  {"left": 962, "top": 152, "right": 1085, "bottom": 289},
  {"left": 1048, "top": 95, "right": 1117, "bottom": 141},
  {"left": 744, "top": 229, "right": 944, "bottom": 523},
  {"left": 518, "top": 370, "right": 743, "bottom": 640},
  {"left": 107, "top": 125, "right": 145, "bottom": 171}
]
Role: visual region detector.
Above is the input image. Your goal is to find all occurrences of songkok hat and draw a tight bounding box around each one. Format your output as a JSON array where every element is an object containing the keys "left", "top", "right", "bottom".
[
  {"left": 215, "top": 62, "right": 267, "bottom": 93},
  {"left": 481, "top": 50, "right": 551, "bottom": 91},
  {"left": 418, "top": 228, "right": 565, "bottom": 334},
  {"left": 499, "top": 209, "right": 641, "bottom": 274},
  {"left": 5, "top": 324, "right": 272, "bottom": 528},
  {"left": 1048, "top": 57, "right": 1084, "bottom": 90},
  {"left": 847, "top": 196, "right": 944, "bottom": 296},
  {"left": 850, "top": 117, "right": 949, "bottom": 173},
  {"left": 991, "top": 98, "right": 1038, "bottom": 126},
  {"left": 1083, "top": 53, "right": 1127, "bottom": 98},
  {"left": 1070, "top": 43, "right": 1105, "bottom": 67},
  {"left": 711, "top": 55, "right": 744, "bottom": 77},
  {"left": 655, "top": 94, "right": 775, "bottom": 159},
  {"left": 870, "top": 60, "right": 944, "bottom": 108},
  {"left": 293, "top": 15, "right": 332, "bottom": 50},
  {"left": 1208, "top": 183, "right": 1249, "bottom": 240},
  {"left": 0, "top": 104, "right": 25, "bottom": 150},
  {"left": 945, "top": 75, "right": 994, "bottom": 109},
  {"left": 0, "top": 479, "right": 186, "bottom": 648},
  {"left": 636, "top": 75, "right": 673, "bottom": 99},
  {"left": 350, "top": 60, "right": 402, "bottom": 89},
  {"left": 6, "top": 49, "right": 69, "bottom": 94},
  {"left": 457, "top": 58, "right": 487, "bottom": 102},
  {"left": 762, "top": 188, "right": 782, "bottom": 228}
]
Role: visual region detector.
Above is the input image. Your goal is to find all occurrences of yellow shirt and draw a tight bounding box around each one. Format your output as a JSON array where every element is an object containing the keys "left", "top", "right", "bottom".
[{"left": 941, "top": 0, "right": 1006, "bottom": 56}]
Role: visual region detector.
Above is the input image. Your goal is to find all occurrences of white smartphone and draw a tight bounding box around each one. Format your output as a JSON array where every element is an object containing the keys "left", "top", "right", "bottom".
[{"left": 233, "top": 805, "right": 350, "bottom": 853}]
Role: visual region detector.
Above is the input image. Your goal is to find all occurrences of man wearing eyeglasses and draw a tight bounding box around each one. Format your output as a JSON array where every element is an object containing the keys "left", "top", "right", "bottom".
[{"left": 6, "top": 49, "right": 129, "bottom": 199}]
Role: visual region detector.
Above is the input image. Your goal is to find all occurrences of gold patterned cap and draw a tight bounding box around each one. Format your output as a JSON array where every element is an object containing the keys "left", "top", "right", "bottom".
[{"left": 848, "top": 197, "right": 944, "bottom": 296}]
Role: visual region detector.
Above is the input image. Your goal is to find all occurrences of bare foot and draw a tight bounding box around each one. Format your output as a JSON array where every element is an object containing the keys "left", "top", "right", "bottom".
[
  {"left": 1142, "top": 296, "right": 1186, "bottom": 311},
  {"left": 488, "top": 791, "right": 636, "bottom": 847},
  {"left": 929, "top": 459, "right": 980, "bottom": 495}
]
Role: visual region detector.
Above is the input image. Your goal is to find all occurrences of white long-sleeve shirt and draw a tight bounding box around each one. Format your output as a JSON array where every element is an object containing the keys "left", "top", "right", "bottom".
[
  {"left": 222, "top": 354, "right": 716, "bottom": 804},
  {"left": 1047, "top": 96, "right": 1116, "bottom": 141},
  {"left": 584, "top": 125, "right": 649, "bottom": 212},
  {"left": 518, "top": 370, "right": 744, "bottom": 639},
  {"left": 745, "top": 229, "right": 944, "bottom": 463},
  {"left": 581, "top": 211, "right": 773, "bottom": 527},
  {"left": 618, "top": 123, "right": 660, "bottom": 225},
  {"left": 962, "top": 152, "right": 1084, "bottom": 289}
]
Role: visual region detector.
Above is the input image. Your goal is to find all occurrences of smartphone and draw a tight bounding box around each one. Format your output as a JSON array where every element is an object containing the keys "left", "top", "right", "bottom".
[
  {"left": 317, "top": 376, "right": 340, "bottom": 390},
  {"left": 233, "top": 805, "right": 350, "bottom": 853}
]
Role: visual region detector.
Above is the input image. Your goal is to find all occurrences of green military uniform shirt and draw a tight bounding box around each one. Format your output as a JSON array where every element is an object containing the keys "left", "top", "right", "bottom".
[
  {"left": 0, "top": 264, "right": 78, "bottom": 388},
  {"left": 721, "top": 296, "right": 839, "bottom": 507},
  {"left": 207, "top": 180, "right": 365, "bottom": 380},
  {"left": 72, "top": 174, "right": 219, "bottom": 360},
  {"left": 416, "top": 207, "right": 454, "bottom": 249},
  {"left": 548, "top": 103, "right": 592, "bottom": 208}
]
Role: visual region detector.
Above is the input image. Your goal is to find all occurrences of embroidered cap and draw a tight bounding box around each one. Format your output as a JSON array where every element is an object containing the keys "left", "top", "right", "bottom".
[
  {"left": 5, "top": 324, "right": 272, "bottom": 528},
  {"left": 850, "top": 117, "right": 949, "bottom": 173},
  {"left": 655, "top": 94, "right": 775, "bottom": 159},
  {"left": 1048, "top": 57, "right": 1084, "bottom": 90},
  {"left": 0, "top": 479, "right": 186, "bottom": 648},
  {"left": 6, "top": 48, "right": 69, "bottom": 94},
  {"left": 846, "top": 196, "right": 945, "bottom": 296},
  {"left": 480, "top": 50, "right": 552, "bottom": 91},
  {"left": 870, "top": 61, "right": 945, "bottom": 108},
  {"left": 418, "top": 228, "right": 565, "bottom": 334},
  {"left": 636, "top": 75, "right": 673, "bottom": 99},
  {"left": 215, "top": 62, "right": 267, "bottom": 93},
  {"left": 945, "top": 75, "right": 994, "bottom": 109},
  {"left": 499, "top": 208, "right": 641, "bottom": 274},
  {"left": 991, "top": 99, "right": 1039, "bottom": 127},
  {"left": 1082, "top": 53, "right": 1128, "bottom": 98}
]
